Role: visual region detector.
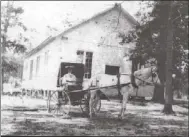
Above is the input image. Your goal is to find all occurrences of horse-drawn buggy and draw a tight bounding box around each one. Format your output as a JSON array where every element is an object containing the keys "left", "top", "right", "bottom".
[
  {"left": 46, "top": 60, "right": 160, "bottom": 119},
  {"left": 22, "top": 57, "right": 160, "bottom": 119}
]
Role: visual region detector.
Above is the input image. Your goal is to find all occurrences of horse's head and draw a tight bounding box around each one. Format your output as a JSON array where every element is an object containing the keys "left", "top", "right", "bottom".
[
  {"left": 150, "top": 66, "right": 158, "bottom": 77},
  {"left": 134, "top": 66, "right": 160, "bottom": 86},
  {"left": 150, "top": 66, "right": 160, "bottom": 85}
]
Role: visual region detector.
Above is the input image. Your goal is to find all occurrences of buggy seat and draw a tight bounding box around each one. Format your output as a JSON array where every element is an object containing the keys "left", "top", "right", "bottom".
[{"left": 57, "top": 62, "right": 84, "bottom": 91}]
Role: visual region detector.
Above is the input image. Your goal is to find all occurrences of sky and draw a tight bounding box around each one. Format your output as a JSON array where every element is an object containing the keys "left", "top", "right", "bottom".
[{"left": 2, "top": 1, "right": 150, "bottom": 50}]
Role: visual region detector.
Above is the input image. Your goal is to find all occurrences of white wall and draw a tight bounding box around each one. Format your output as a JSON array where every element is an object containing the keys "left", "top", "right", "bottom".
[
  {"left": 58, "top": 8, "right": 135, "bottom": 76},
  {"left": 22, "top": 39, "right": 61, "bottom": 90}
]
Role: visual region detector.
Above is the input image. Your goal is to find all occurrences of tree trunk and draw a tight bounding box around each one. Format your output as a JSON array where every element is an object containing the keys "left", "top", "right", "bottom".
[
  {"left": 152, "top": 3, "right": 168, "bottom": 104},
  {"left": 176, "top": 89, "right": 182, "bottom": 99},
  {"left": 163, "top": 1, "right": 174, "bottom": 114},
  {"left": 152, "top": 58, "right": 165, "bottom": 103},
  {"left": 1, "top": 67, "right": 3, "bottom": 94},
  {"left": 176, "top": 79, "right": 182, "bottom": 99},
  {"left": 152, "top": 84, "right": 165, "bottom": 103}
]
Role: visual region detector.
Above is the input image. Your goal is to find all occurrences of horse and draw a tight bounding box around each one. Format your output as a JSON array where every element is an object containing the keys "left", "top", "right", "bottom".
[{"left": 84, "top": 66, "right": 160, "bottom": 119}]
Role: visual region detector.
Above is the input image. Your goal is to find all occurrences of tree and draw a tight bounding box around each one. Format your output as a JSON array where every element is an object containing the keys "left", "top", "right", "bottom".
[
  {"left": 1, "top": 1, "right": 29, "bottom": 89},
  {"left": 163, "top": 1, "right": 174, "bottom": 114},
  {"left": 120, "top": 1, "right": 188, "bottom": 104}
]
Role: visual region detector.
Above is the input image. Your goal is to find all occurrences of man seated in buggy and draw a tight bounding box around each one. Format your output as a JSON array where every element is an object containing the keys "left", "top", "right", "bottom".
[{"left": 59, "top": 65, "right": 80, "bottom": 91}]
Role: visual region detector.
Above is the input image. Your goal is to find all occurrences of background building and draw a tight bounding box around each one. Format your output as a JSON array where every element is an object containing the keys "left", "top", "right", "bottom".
[{"left": 22, "top": 4, "right": 138, "bottom": 90}]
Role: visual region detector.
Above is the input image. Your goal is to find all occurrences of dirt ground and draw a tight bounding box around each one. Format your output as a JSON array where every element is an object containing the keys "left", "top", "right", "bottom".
[{"left": 1, "top": 95, "right": 188, "bottom": 136}]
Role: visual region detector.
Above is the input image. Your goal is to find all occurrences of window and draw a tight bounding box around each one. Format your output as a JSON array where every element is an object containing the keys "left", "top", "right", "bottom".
[
  {"left": 36, "top": 56, "right": 40, "bottom": 76},
  {"left": 44, "top": 51, "right": 49, "bottom": 65},
  {"left": 84, "top": 52, "right": 93, "bottom": 79},
  {"left": 29, "top": 60, "right": 33, "bottom": 80},
  {"left": 105, "top": 65, "right": 120, "bottom": 75},
  {"left": 76, "top": 50, "right": 84, "bottom": 63}
]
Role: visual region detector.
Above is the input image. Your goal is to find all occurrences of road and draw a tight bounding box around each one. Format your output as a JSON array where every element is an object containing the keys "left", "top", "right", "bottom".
[{"left": 1, "top": 95, "right": 188, "bottom": 136}]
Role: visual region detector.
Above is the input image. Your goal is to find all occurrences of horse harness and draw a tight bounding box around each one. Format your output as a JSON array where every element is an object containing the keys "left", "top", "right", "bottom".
[{"left": 120, "top": 67, "right": 158, "bottom": 88}]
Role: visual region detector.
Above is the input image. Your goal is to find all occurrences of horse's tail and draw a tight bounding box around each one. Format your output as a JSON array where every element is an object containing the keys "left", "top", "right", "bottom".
[
  {"left": 116, "top": 73, "right": 123, "bottom": 103},
  {"left": 96, "top": 90, "right": 110, "bottom": 101}
]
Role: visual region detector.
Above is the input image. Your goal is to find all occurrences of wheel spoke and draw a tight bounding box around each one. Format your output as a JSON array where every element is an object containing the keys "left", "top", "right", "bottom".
[
  {"left": 51, "top": 98, "right": 57, "bottom": 103},
  {"left": 80, "top": 93, "right": 90, "bottom": 115},
  {"left": 51, "top": 105, "right": 57, "bottom": 113},
  {"left": 49, "top": 96, "right": 59, "bottom": 115},
  {"left": 51, "top": 93, "right": 58, "bottom": 102},
  {"left": 56, "top": 106, "right": 60, "bottom": 115},
  {"left": 54, "top": 92, "right": 58, "bottom": 100},
  {"left": 50, "top": 97, "right": 58, "bottom": 105},
  {"left": 60, "top": 92, "right": 70, "bottom": 114},
  {"left": 60, "top": 105, "right": 68, "bottom": 114},
  {"left": 56, "top": 91, "right": 70, "bottom": 115},
  {"left": 48, "top": 91, "right": 71, "bottom": 116}
]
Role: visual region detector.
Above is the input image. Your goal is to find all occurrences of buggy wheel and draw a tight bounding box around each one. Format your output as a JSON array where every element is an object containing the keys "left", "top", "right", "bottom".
[
  {"left": 80, "top": 93, "right": 101, "bottom": 115},
  {"left": 80, "top": 93, "right": 89, "bottom": 115},
  {"left": 48, "top": 90, "right": 71, "bottom": 117}
]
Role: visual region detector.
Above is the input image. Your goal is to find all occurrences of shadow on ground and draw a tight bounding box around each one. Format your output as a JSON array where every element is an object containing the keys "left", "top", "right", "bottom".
[
  {"left": 2, "top": 96, "right": 188, "bottom": 136},
  {"left": 4, "top": 109, "right": 188, "bottom": 136}
]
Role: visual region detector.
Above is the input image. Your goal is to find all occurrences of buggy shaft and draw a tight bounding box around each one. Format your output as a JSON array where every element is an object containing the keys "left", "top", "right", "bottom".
[{"left": 70, "top": 82, "right": 131, "bottom": 93}]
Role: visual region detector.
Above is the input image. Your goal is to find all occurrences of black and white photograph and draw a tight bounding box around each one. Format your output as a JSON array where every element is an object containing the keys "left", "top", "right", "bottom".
[{"left": 1, "top": 1, "right": 188, "bottom": 136}]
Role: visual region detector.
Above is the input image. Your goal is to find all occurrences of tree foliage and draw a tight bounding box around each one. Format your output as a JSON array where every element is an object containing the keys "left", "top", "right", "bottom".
[
  {"left": 1, "top": 1, "right": 29, "bottom": 82},
  {"left": 120, "top": 1, "right": 188, "bottom": 102}
]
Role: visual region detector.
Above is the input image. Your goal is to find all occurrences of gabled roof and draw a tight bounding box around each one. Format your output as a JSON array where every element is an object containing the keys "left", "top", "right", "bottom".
[
  {"left": 25, "top": 36, "right": 56, "bottom": 58},
  {"left": 56, "top": 3, "right": 139, "bottom": 38},
  {"left": 25, "top": 3, "right": 139, "bottom": 58}
]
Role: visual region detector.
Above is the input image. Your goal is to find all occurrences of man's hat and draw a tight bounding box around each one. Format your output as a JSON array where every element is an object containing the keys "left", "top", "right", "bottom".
[{"left": 65, "top": 65, "right": 74, "bottom": 69}]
